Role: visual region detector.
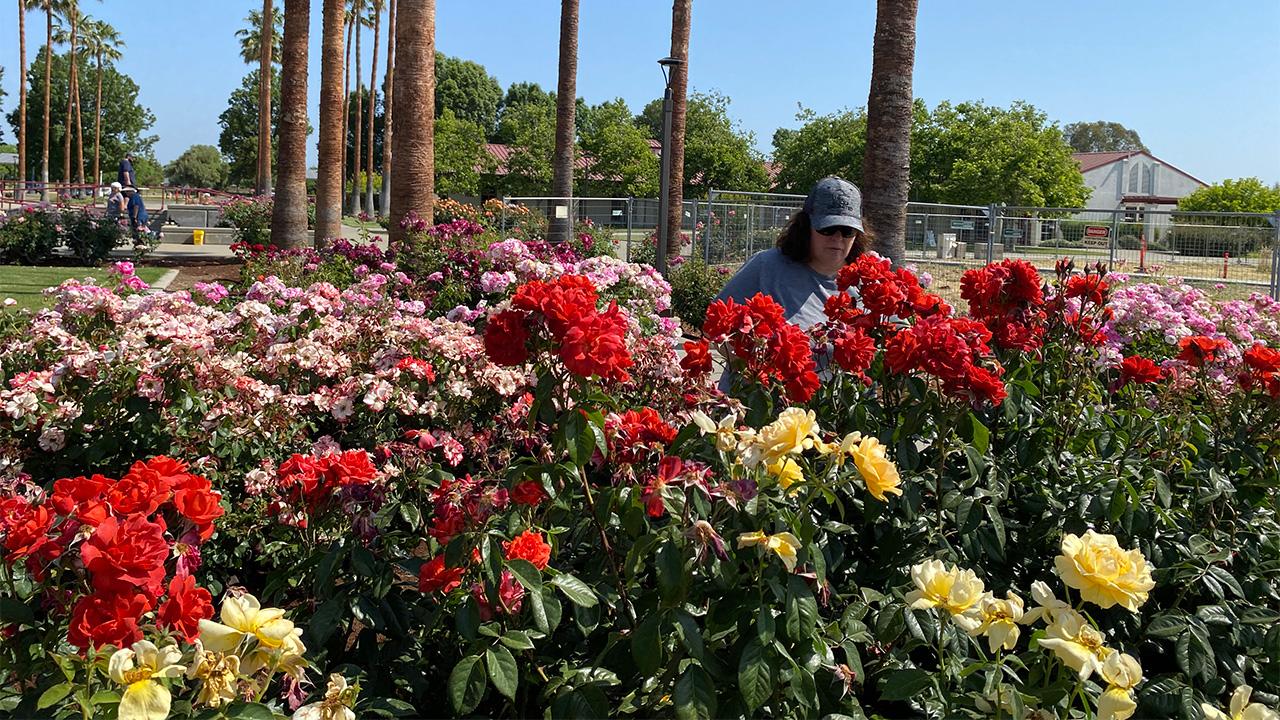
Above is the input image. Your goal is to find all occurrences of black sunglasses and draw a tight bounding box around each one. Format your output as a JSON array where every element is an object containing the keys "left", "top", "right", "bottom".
[{"left": 817, "top": 225, "right": 857, "bottom": 238}]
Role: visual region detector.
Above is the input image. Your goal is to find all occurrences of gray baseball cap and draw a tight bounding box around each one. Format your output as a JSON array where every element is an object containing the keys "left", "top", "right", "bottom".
[{"left": 804, "top": 177, "right": 864, "bottom": 232}]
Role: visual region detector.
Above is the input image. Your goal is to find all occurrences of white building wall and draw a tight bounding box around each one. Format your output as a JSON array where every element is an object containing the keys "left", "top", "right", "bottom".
[{"left": 1079, "top": 152, "right": 1204, "bottom": 211}]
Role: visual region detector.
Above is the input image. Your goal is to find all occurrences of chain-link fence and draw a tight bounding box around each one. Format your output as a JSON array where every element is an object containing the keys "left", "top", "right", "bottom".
[{"left": 490, "top": 194, "right": 1280, "bottom": 300}]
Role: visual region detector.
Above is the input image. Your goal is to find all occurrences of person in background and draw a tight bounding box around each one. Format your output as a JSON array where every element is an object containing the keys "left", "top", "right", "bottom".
[
  {"left": 714, "top": 176, "right": 869, "bottom": 330},
  {"left": 122, "top": 186, "right": 149, "bottom": 238},
  {"left": 118, "top": 153, "right": 135, "bottom": 188},
  {"left": 105, "top": 182, "right": 125, "bottom": 220}
]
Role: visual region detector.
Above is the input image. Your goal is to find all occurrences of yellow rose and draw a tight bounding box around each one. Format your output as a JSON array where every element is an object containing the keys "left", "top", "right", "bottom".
[
  {"left": 295, "top": 674, "right": 359, "bottom": 720},
  {"left": 1038, "top": 609, "right": 1111, "bottom": 680},
  {"left": 971, "top": 590, "right": 1025, "bottom": 653},
  {"left": 199, "top": 592, "right": 297, "bottom": 653},
  {"left": 757, "top": 408, "right": 819, "bottom": 465},
  {"left": 1054, "top": 531, "right": 1155, "bottom": 612},
  {"left": 1201, "top": 685, "right": 1280, "bottom": 720},
  {"left": 1097, "top": 652, "right": 1143, "bottom": 720},
  {"left": 1021, "top": 580, "right": 1072, "bottom": 626},
  {"left": 186, "top": 640, "right": 240, "bottom": 708},
  {"left": 904, "top": 560, "right": 985, "bottom": 631},
  {"left": 848, "top": 435, "right": 902, "bottom": 502},
  {"left": 738, "top": 530, "right": 802, "bottom": 572},
  {"left": 766, "top": 457, "right": 804, "bottom": 491},
  {"left": 690, "top": 411, "right": 739, "bottom": 453},
  {"left": 109, "top": 641, "right": 186, "bottom": 720}
]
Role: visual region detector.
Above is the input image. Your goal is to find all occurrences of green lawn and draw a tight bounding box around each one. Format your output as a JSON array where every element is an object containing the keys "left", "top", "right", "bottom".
[{"left": 0, "top": 265, "right": 168, "bottom": 310}]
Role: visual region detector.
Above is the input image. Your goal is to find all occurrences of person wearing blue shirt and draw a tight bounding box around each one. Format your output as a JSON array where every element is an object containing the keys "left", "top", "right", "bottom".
[
  {"left": 117, "top": 154, "right": 135, "bottom": 187},
  {"left": 123, "top": 186, "right": 148, "bottom": 237}
]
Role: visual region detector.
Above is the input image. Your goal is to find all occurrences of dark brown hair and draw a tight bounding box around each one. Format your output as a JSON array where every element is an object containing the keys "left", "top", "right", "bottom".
[{"left": 775, "top": 210, "right": 869, "bottom": 264}]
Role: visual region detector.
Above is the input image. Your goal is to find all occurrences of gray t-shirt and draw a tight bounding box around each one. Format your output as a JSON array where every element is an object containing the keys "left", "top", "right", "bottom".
[{"left": 715, "top": 247, "right": 841, "bottom": 330}]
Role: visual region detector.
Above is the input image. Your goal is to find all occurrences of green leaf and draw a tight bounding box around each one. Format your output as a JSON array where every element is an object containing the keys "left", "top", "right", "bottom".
[
  {"left": 966, "top": 413, "right": 990, "bottom": 454},
  {"left": 506, "top": 558, "right": 543, "bottom": 592},
  {"left": 785, "top": 575, "right": 818, "bottom": 641},
  {"left": 1205, "top": 565, "right": 1244, "bottom": 598},
  {"left": 551, "top": 573, "right": 597, "bottom": 607},
  {"left": 0, "top": 597, "right": 34, "bottom": 627},
  {"left": 36, "top": 683, "right": 73, "bottom": 710},
  {"left": 656, "top": 541, "right": 687, "bottom": 604},
  {"left": 485, "top": 645, "right": 519, "bottom": 702},
  {"left": 674, "top": 664, "right": 717, "bottom": 720},
  {"left": 88, "top": 690, "right": 120, "bottom": 704},
  {"left": 222, "top": 702, "right": 276, "bottom": 720},
  {"left": 1239, "top": 606, "right": 1280, "bottom": 625},
  {"left": 448, "top": 655, "right": 488, "bottom": 715},
  {"left": 1146, "top": 613, "right": 1189, "bottom": 639},
  {"left": 757, "top": 605, "right": 776, "bottom": 644},
  {"left": 738, "top": 637, "right": 773, "bottom": 712},
  {"left": 397, "top": 502, "right": 422, "bottom": 530},
  {"left": 632, "top": 612, "right": 663, "bottom": 675},
  {"left": 351, "top": 546, "right": 378, "bottom": 578},
  {"left": 306, "top": 596, "right": 346, "bottom": 647},
  {"left": 674, "top": 611, "right": 705, "bottom": 660},
  {"left": 879, "top": 668, "right": 933, "bottom": 701},
  {"left": 499, "top": 630, "right": 536, "bottom": 650}
]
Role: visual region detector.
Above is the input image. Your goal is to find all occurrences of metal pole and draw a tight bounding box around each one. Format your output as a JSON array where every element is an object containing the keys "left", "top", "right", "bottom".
[
  {"left": 704, "top": 190, "right": 714, "bottom": 264},
  {"left": 655, "top": 84, "right": 674, "bottom": 276},
  {"left": 625, "top": 197, "right": 634, "bottom": 262},
  {"left": 986, "top": 203, "right": 998, "bottom": 264},
  {"left": 1108, "top": 209, "right": 1120, "bottom": 271},
  {"left": 1270, "top": 210, "right": 1280, "bottom": 300},
  {"left": 501, "top": 196, "right": 508, "bottom": 234}
]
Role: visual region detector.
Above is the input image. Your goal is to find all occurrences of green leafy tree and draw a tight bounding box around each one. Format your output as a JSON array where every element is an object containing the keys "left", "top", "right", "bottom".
[
  {"left": 1177, "top": 177, "right": 1280, "bottom": 214},
  {"left": 434, "top": 109, "right": 488, "bottom": 196},
  {"left": 165, "top": 144, "right": 230, "bottom": 188},
  {"left": 131, "top": 154, "right": 163, "bottom": 186},
  {"left": 577, "top": 98, "right": 659, "bottom": 197},
  {"left": 771, "top": 107, "right": 869, "bottom": 194},
  {"left": 639, "top": 91, "right": 767, "bottom": 196},
  {"left": 499, "top": 100, "right": 556, "bottom": 196},
  {"left": 1063, "top": 120, "right": 1147, "bottom": 153},
  {"left": 5, "top": 45, "right": 156, "bottom": 183},
  {"left": 435, "top": 53, "right": 503, "bottom": 138},
  {"left": 492, "top": 81, "right": 553, "bottom": 143},
  {"left": 218, "top": 69, "right": 281, "bottom": 188}
]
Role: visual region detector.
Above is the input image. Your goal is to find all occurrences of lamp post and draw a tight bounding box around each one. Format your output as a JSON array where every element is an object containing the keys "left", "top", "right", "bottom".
[{"left": 655, "top": 56, "right": 683, "bottom": 277}]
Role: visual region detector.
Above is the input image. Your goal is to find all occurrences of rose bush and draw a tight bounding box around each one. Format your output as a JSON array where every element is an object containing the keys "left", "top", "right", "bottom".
[{"left": 1, "top": 207, "right": 1277, "bottom": 719}]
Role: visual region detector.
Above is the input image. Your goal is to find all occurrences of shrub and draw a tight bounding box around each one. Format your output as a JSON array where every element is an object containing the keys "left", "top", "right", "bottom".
[
  {"left": 0, "top": 206, "right": 59, "bottom": 264},
  {"left": 669, "top": 258, "right": 729, "bottom": 327},
  {"left": 0, "top": 206, "right": 131, "bottom": 265},
  {"left": 219, "top": 195, "right": 316, "bottom": 245},
  {"left": 1164, "top": 221, "right": 1272, "bottom": 258}
]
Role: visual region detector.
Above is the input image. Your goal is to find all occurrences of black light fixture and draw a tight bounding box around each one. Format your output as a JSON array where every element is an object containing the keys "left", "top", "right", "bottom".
[{"left": 655, "top": 56, "right": 684, "bottom": 277}]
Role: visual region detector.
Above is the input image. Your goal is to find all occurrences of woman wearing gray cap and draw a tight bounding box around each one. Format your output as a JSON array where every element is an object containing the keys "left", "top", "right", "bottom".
[{"left": 714, "top": 176, "right": 868, "bottom": 330}]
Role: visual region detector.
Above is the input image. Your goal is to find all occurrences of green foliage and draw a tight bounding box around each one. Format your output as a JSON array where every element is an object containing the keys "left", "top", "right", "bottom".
[
  {"left": 578, "top": 99, "right": 659, "bottom": 197},
  {"left": 218, "top": 195, "right": 274, "bottom": 245},
  {"left": 668, "top": 258, "right": 728, "bottom": 327},
  {"left": 131, "top": 155, "right": 164, "bottom": 187},
  {"left": 498, "top": 101, "right": 556, "bottom": 196},
  {"left": 1178, "top": 177, "right": 1280, "bottom": 214},
  {"left": 434, "top": 109, "right": 489, "bottom": 197},
  {"left": 218, "top": 69, "right": 281, "bottom": 188},
  {"left": 235, "top": 7, "right": 283, "bottom": 66},
  {"left": 641, "top": 91, "right": 769, "bottom": 196},
  {"left": 0, "top": 206, "right": 130, "bottom": 265},
  {"left": 164, "top": 144, "right": 229, "bottom": 188},
  {"left": 436, "top": 53, "right": 503, "bottom": 137},
  {"left": 5, "top": 45, "right": 157, "bottom": 183},
  {"left": 493, "top": 81, "right": 554, "bottom": 144},
  {"left": 771, "top": 106, "right": 873, "bottom": 194},
  {"left": 1063, "top": 120, "right": 1148, "bottom": 153}
]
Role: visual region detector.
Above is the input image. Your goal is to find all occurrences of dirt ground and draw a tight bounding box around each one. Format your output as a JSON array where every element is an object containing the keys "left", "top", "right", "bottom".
[{"left": 140, "top": 258, "right": 244, "bottom": 293}]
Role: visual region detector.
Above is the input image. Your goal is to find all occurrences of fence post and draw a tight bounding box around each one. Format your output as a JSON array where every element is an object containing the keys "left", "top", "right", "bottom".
[
  {"left": 1271, "top": 210, "right": 1280, "bottom": 300},
  {"left": 625, "top": 197, "right": 634, "bottom": 262},
  {"left": 1108, "top": 209, "right": 1120, "bottom": 271},
  {"left": 500, "top": 197, "right": 508, "bottom": 234},
  {"left": 986, "top": 203, "right": 998, "bottom": 264},
  {"left": 704, "top": 191, "right": 715, "bottom": 264}
]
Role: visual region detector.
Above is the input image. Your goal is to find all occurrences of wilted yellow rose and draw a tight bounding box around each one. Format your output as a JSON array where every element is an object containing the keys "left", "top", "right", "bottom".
[
  {"left": 186, "top": 640, "right": 240, "bottom": 708},
  {"left": 971, "top": 590, "right": 1024, "bottom": 652},
  {"left": 766, "top": 457, "right": 804, "bottom": 491},
  {"left": 1054, "top": 531, "right": 1155, "bottom": 612},
  {"left": 1038, "top": 609, "right": 1111, "bottom": 680},
  {"left": 1201, "top": 685, "right": 1280, "bottom": 720},
  {"left": 756, "top": 408, "right": 819, "bottom": 465},
  {"left": 294, "top": 673, "right": 358, "bottom": 720},
  {"left": 738, "top": 530, "right": 802, "bottom": 572},
  {"left": 243, "top": 627, "right": 308, "bottom": 681},
  {"left": 1097, "top": 652, "right": 1143, "bottom": 720},
  {"left": 904, "top": 560, "right": 985, "bottom": 631},
  {"left": 109, "top": 641, "right": 185, "bottom": 720},
  {"left": 199, "top": 592, "right": 297, "bottom": 653},
  {"left": 848, "top": 435, "right": 902, "bottom": 501}
]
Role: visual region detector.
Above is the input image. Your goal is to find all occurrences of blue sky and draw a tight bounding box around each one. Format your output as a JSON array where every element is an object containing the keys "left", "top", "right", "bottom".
[{"left": 2, "top": 0, "right": 1278, "bottom": 184}]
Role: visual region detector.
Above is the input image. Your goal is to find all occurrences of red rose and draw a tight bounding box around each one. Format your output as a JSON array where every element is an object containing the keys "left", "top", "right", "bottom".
[
  {"left": 107, "top": 461, "right": 173, "bottom": 517},
  {"left": 80, "top": 515, "right": 171, "bottom": 599},
  {"left": 504, "top": 530, "right": 552, "bottom": 570},
  {"left": 172, "top": 474, "right": 224, "bottom": 540},
  {"left": 510, "top": 480, "right": 548, "bottom": 506},
  {"left": 429, "top": 506, "right": 466, "bottom": 544},
  {"left": 680, "top": 340, "right": 713, "bottom": 376},
  {"left": 50, "top": 474, "right": 113, "bottom": 526},
  {"left": 156, "top": 573, "right": 214, "bottom": 643},
  {"left": 1063, "top": 274, "right": 1109, "bottom": 305},
  {"left": 833, "top": 328, "right": 876, "bottom": 375},
  {"left": 0, "top": 499, "right": 60, "bottom": 567},
  {"left": 321, "top": 450, "right": 379, "bottom": 489},
  {"left": 1177, "top": 335, "right": 1228, "bottom": 368},
  {"left": 472, "top": 570, "right": 525, "bottom": 621},
  {"left": 557, "top": 303, "right": 633, "bottom": 382},
  {"left": 67, "top": 591, "right": 152, "bottom": 650},
  {"left": 418, "top": 555, "right": 466, "bottom": 594},
  {"left": 484, "top": 310, "right": 532, "bottom": 366},
  {"left": 1119, "top": 356, "right": 1163, "bottom": 385},
  {"left": 1243, "top": 344, "right": 1280, "bottom": 373}
]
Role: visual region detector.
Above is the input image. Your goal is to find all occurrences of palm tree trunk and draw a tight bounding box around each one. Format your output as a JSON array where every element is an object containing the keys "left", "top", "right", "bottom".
[
  {"left": 349, "top": 0, "right": 363, "bottom": 216},
  {"left": 73, "top": 47, "right": 83, "bottom": 185},
  {"left": 270, "top": 0, "right": 310, "bottom": 249},
  {"left": 40, "top": 1, "right": 51, "bottom": 200},
  {"left": 315, "top": 0, "right": 347, "bottom": 245},
  {"left": 665, "top": 0, "right": 691, "bottom": 254},
  {"left": 63, "top": 4, "right": 75, "bottom": 186},
  {"left": 379, "top": 0, "right": 395, "bottom": 218},
  {"left": 861, "top": 0, "right": 918, "bottom": 267},
  {"left": 364, "top": 1, "right": 379, "bottom": 214},
  {"left": 387, "top": 0, "right": 434, "bottom": 246},
  {"left": 256, "top": 0, "right": 273, "bottom": 195},
  {"left": 549, "top": 0, "right": 578, "bottom": 243},
  {"left": 93, "top": 47, "right": 102, "bottom": 188},
  {"left": 340, "top": 7, "right": 354, "bottom": 204},
  {"left": 17, "top": 0, "right": 27, "bottom": 199}
]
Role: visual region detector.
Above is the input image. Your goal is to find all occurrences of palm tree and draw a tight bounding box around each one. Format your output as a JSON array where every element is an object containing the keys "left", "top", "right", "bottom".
[
  {"left": 315, "top": 0, "right": 347, "bottom": 244},
  {"left": 257, "top": 0, "right": 273, "bottom": 195},
  {"left": 61, "top": 1, "right": 77, "bottom": 186},
  {"left": 340, "top": 6, "right": 354, "bottom": 199},
  {"left": 349, "top": 0, "right": 364, "bottom": 215},
  {"left": 364, "top": 0, "right": 382, "bottom": 215},
  {"left": 270, "top": 0, "right": 309, "bottom": 248},
  {"left": 53, "top": 6, "right": 87, "bottom": 186},
  {"left": 861, "top": 0, "right": 919, "bottom": 266},
  {"left": 233, "top": 8, "right": 281, "bottom": 65},
  {"left": 17, "top": 0, "right": 29, "bottom": 199},
  {"left": 81, "top": 17, "right": 122, "bottom": 188},
  {"left": 549, "top": 0, "right": 578, "bottom": 243},
  {"left": 40, "top": 0, "right": 57, "bottom": 199},
  {"left": 378, "top": 0, "right": 396, "bottom": 217},
  {"left": 387, "top": 0, "right": 434, "bottom": 246},
  {"left": 665, "top": 0, "right": 691, "bottom": 254}
]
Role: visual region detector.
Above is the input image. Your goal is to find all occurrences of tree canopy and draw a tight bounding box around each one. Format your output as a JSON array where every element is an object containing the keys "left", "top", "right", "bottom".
[
  {"left": 1178, "top": 178, "right": 1280, "bottom": 214},
  {"left": 5, "top": 46, "right": 157, "bottom": 183},
  {"left": 492, "top": 82, "right": 554, "bottom": 144},
  {"left": 165, "top": 144, "right": 229, "bottom": 188},
  {"left": 434, "top": 109, "right": 489, "bottom": 196},
  {"left": 578, "top": 99, "right": 658, "bottom": 197},
  {"left": 639, "top": 91, "right": 767, "bottom": 195},
  {"left": 498, "top": 100, "right": 556, "bottom": 196},
  {"left": 1063, "top": 120, "right": 1147, "bottom": 153},
  {"left": 218, "top": 69, "right": 281, "bottom": 188},
  {"left": 435, "top": 53, "right": 503, "bottom": 138}
]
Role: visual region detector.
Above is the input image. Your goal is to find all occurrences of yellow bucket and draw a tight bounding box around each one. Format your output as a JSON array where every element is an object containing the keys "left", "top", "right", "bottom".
[{"left": 192, "top": 229, "right": 205, "bottom": 246}]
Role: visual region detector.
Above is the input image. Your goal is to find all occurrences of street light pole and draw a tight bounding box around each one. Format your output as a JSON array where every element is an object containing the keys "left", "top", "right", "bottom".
[{"left": 656, "top": 56, "right": 682, "bottom": 277}]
